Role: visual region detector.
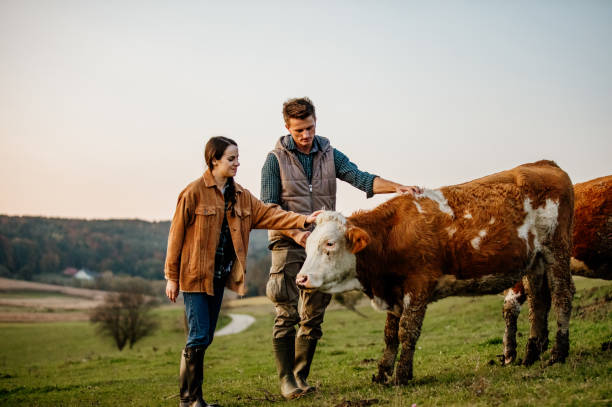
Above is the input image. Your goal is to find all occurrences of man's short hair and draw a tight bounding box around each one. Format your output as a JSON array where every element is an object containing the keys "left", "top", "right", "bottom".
[{"left": 282, "top": 97, "right": 316, "bottom": 125}]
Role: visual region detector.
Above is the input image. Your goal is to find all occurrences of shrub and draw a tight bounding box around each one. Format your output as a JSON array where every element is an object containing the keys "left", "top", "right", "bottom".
[{"left": 90, "top": 292, "right": 158, "bottom": 350}]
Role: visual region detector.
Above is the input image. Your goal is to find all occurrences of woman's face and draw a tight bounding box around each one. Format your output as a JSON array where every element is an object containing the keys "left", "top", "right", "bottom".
[{"left": 212, "top": 145, "right": 240, "bottom": 179}]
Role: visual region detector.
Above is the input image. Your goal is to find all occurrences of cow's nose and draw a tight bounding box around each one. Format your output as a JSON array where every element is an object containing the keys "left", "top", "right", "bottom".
[{"left": 296, "top": 274, "right": 308, "bottom": 286}]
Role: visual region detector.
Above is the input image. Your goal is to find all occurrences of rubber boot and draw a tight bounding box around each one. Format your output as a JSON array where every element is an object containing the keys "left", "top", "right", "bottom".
[
  {"left": 273, "top": 336, "right": 303, "bottom": 400},
  {"left": 179, "top": 347, "right": 220, "bottom": 407},
  {"left": 294, "top": 336, "right": 317, "bottom": 393}
]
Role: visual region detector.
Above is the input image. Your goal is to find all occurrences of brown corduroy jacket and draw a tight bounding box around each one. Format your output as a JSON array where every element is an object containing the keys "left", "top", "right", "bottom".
[{"left": 164, "top": 169, "right": 309, "bottom": 296}]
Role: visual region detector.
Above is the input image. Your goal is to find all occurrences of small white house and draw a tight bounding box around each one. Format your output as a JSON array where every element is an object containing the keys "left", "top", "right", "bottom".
[{"left": 74, "top": 269, "right": 94, "bottom": 281}]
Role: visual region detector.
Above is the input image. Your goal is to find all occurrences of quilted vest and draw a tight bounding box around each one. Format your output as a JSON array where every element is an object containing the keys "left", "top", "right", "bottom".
[{"left": 268, "top": 135, "right": 336, "bottom": 244}]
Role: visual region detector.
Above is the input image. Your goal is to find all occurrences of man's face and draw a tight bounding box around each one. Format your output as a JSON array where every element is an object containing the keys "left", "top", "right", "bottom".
[{"left": 286, "top": 115, "right": 316, "bottom": 153}]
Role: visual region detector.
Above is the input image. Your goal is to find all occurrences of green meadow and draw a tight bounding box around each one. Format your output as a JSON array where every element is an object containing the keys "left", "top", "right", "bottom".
[{"left": 1, "top": 277, "right": 610, "bottom": 407}]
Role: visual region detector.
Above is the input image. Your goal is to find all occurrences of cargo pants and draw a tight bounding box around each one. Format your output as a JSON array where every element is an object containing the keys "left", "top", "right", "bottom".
[{"left": 266, "top": 240, "right": 332, "bottom": 340}]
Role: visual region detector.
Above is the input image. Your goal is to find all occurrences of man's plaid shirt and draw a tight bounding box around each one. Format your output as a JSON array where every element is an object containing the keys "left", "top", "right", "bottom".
[{"left": 260, "top": 136, "right": 377, "bottom": 205}]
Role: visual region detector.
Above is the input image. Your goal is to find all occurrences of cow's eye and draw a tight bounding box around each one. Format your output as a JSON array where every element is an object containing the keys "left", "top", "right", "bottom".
[{"left": 326, "top": 241, "right": 335, "bottom": 248}]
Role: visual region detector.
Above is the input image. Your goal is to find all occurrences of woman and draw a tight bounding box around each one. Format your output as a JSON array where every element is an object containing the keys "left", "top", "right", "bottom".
[{"left": 164, "top": 136, "right": 319, "bottom": 407}]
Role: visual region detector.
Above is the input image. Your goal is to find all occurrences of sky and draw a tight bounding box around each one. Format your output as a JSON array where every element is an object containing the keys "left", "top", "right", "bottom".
[{"left": 1, "top": 1, "right": 611, "bottom": 221}]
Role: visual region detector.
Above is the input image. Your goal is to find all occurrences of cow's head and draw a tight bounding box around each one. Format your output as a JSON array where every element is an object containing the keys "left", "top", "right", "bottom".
[{"left": 296, "top": 211, "right": 369, "bottom": 293}]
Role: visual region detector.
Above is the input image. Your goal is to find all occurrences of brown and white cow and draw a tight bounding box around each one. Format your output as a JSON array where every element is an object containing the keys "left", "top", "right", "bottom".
[
  {"left": 502, "top": 175, "right": 611, "bottom": 365},
  {"left": 296, "top": 160, "right": 575, "bottom": 384}
]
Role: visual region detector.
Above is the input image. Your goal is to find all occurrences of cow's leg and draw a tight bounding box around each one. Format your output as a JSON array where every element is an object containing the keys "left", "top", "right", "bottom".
[
  {"left": 395, "top": 302, "right": 427, "bottom": 385},
  {"left": 523, "top": 266, "right": 551, "bottom": 366},
  {"left": 546, "top": 248, "right": 575, "bottom": 365},
  {"left": 502, "top": 281, "right": 527, "bottom": 365},
  {"left": 372, "top": 312, "right": 399, "bottom": 384}
]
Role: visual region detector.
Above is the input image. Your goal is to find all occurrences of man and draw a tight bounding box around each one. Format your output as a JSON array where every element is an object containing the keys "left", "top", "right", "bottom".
[{"left": 261, "top": 97, "right": 420, "bottom": 399}]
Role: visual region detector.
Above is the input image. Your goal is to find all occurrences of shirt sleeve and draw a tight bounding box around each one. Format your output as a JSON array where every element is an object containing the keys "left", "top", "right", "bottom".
[
  {"left": 334, "top": 148, "right": 378, "bottom": 198},
  {"left": 163, "top": 188, "right": 196, "bottom": 282},
  {"left": 260, "top": 152, "right": 281, "bottom": 204},
  {"left": 247, "top": 189, "right": 307, "bottom": 230}
]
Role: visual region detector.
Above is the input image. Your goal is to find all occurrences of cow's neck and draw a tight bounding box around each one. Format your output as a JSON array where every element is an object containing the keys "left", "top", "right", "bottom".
[
  {"left": 347, "top": 195, "right": 450, "bottom": 303},
  {"left": 348, "top": 202, "right": 408, "bottom": 301}
]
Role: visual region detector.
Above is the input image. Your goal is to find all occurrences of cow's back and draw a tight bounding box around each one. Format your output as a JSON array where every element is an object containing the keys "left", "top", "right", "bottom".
[{"left": 447, "top": 160, "right": 572, "bottom": 209}]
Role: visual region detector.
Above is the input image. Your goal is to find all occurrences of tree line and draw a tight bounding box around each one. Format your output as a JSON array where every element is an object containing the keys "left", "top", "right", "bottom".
[{"left": 0, "top": 215, "right": 272, "bottom": 296}]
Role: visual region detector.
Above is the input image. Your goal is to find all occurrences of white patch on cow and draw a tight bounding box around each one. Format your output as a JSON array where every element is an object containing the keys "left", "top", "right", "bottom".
[
  {"left": 464, "top": 212, "right": 472, "bottom": 219},
  {"left": 403, "top": 293, "right": 411, "bottom": 308},
  {"left": 413, "top": 201, "right": 424, "bottom": 214},
  {"left": 371, "top": 296, "right": 390, "bottom": 312},
  {"left": 416, "top": 189, "right": 454, "bottom": 217},
  {"left": 470, "top": 237, "right": 481, "bottom": 249},
  {"left": 517, "top": 198, "right": 559, "bottom": 253},
  {"left": 470, "top": 229, "right": 487, "bottom": 250},
  {"left": 446, "top": 226, "right": 457, "bottom": 237},
  {"left": 489, "top": 217, "right": 496, "bottom": 225},
  {"left": 504, "top": 288, "right": 523, "bottom": 313}
]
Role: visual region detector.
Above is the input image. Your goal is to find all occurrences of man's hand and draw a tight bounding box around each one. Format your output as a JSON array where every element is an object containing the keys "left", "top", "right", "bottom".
[
  {"left": 373, "top": 177, "right": 423, "bottom": 196},
  {"left": 293, "top": 230, "right": 311, "bottom": 248},
  {"left": 396, "top": 185, "right": 423, "bottom": 196},
  {"left": 165, "top": 280, "right": 179, "bottom": 303},
  {"left": 305, "top": 210, "right": 323, "bottom": 225}
]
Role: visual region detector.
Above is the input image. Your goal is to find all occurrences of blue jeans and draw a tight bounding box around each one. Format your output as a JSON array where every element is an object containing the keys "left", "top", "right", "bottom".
[{"left": 183, "top": 277, "right": 226, "bottom": 348}]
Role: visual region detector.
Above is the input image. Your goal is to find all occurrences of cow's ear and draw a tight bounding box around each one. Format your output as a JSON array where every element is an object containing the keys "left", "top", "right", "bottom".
[{"left": 346, "top": 226, "right": 370, "bottom": 254}]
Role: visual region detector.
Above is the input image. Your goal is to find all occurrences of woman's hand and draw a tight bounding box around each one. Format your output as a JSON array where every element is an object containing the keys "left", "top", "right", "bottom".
[
  {"left": 294, "top": 231, "right": 311, "bottom": 248},
  {"left": 305, "top": 210, "right": 323, "bottom": 225},
  {"left": 166, "top": 280, "right": 179, "bottom": 303}
]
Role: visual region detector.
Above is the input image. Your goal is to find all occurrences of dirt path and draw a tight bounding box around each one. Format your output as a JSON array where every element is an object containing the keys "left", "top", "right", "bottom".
[{"left": 215, "top": 313, "right": 256, "bottom": 336}]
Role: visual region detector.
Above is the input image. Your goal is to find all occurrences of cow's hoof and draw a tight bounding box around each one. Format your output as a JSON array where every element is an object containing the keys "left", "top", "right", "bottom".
[
  {"left": 372, "top": 372, "right": 388, "bottom": 384},
  {"left": 547, "top": 350, "right": 568, "bottom": 366},
  {"left": 523, "top": 338, "right": 542, "bottom": 366},
  {"left": 523, "top": 354, "right": 539, "bottom": 366},
  {"left": 549, "top": 333, "right": 569, "bottom": 365},
  {"left": 498, "top": 352, "right": 516, "bottom": 366},
  {"left": 393, "top": 367, "right": 413, "bottom": 385},
  {"left": 547, "top": 357, "right": 564, "bottom": 366},
  {"left": 372, "top": 362, "right": 394, "bottom": 384},
  {"left": 393, "top": 374, "right": 413, "bottom": 386}
]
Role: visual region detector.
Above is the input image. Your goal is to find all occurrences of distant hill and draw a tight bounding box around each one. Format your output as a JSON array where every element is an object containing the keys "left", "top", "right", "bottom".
[{"left": 0, "top": 215, "right": 272, "bottom": 296}]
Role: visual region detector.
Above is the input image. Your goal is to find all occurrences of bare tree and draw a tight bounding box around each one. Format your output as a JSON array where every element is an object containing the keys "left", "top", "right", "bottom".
[{"left": 90, "top": 292, "right": 158, "bottom": 350}]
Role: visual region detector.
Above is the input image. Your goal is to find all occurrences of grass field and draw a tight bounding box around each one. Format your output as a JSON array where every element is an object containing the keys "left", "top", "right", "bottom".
[{"left": 0, "top": 277, "right": 610, "bottom": 406}]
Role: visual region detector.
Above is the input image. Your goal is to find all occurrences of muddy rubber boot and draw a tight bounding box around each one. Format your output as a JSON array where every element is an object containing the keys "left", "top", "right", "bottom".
[
  {"left": 273, "top": 336, "right": 303, "bottom": 400},
  {"left": 179, "top": 346, "right": 204, "bottom": 407},
  {"left": 179, "top": 347, "right": 220, "bottom": 407},
  {"left": 294, "top": 336, "right": 317, "bottom": 393}
]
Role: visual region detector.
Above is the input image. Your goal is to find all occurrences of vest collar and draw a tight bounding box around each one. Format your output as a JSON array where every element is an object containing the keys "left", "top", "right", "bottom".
[{"left": 280, "top": 135, "right": 329, "bottom": 154}]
